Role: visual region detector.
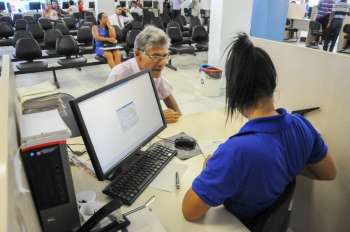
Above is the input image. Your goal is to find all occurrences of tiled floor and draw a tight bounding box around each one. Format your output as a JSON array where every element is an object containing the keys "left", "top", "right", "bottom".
[{"left": 2, "top": 46, "right": 226, "bottom": 116}]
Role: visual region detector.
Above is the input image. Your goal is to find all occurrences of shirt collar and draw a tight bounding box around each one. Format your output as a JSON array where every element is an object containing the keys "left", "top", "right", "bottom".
[{"left": 236, "top": 108, "right": 291, "bottom": 135}]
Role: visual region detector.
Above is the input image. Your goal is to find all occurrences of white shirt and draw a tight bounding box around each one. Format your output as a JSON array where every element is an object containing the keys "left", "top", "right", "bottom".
[
  {"left": 109, "top": 13, "right": 133, "bottom": 28},
  {"left": 106, "top": 58, "right": 173, "bottom": 100},
  {"left": 130, "top": 6, "right": 143, "bottom": 16},
  {"left": 68, "top": 5, "right": 79, "bottom": 14},
  {"left": 171, "top": 0, "right": 182, "bottom": 10}
]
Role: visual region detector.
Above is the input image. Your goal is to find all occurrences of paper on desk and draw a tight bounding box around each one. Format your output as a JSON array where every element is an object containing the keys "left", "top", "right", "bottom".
[
  {"left": 150, "top": 160, "right": 188, "bottom": 192},
  {"left": 196, "top": 139, "right": 224, "bottom": 157},
  {"left": 124, "top": 208, "right": 167, "bottom": 232}
]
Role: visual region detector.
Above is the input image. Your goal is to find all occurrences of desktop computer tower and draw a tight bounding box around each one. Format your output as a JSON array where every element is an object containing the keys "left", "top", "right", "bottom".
[{"left": 21, "top": 144, "right": 80, "bottom": 232}]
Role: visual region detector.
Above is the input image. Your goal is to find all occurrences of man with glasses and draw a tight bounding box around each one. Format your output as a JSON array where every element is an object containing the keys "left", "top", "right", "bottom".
[{"left": 106, "top": 26, "right": 181, "bottom": 123}]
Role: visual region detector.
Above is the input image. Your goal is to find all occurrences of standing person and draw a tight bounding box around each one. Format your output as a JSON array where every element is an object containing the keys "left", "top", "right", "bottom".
[
  {"left": 78, "top": 0, "right": 84, "bottom": 13},
  {"left": 106, "top": 26, "right": 182, "bottom": 124},
  {"left": 171, "top": 0, "right": 182, "bottom": 18},
  {"left": 316, "top": 0, "right": 336, "bottom": 42},
  {"left": 323, "top": 0, "right": 350, "bottom": 52},
  {"left": 191, "top": 0, "right": 200, "bottom": 17},
  {"left": 92, "top": 13, "right": 122, "bottom": 69},
  {"left": 182, "top": 33, "right": 336, "bottom": 228}
]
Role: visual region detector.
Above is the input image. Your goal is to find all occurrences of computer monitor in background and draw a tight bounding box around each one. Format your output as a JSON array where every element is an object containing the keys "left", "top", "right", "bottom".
[
  {"left": 70, "top": 70, "right": 166, "bottom": 180},
  {"left": 153, "top": 1, "right": 159, "bottom": 9},
  {"left": 89, "top": 1, "right": 95, "bottom": 9},
  {"left": 62, "top": 2, "right": 70, "bottom": 9},
  {"left": 119, "top": 1, "right": 126, "bottom": 8},
  {"left": 143, "top": 0, "right": 152, "bottom": 8},
  {"left": 29, "top": 2, "right": 41, "bottom": 11},
  {"left": 0, "top": 2, "right": 5, "bottom": 11}
]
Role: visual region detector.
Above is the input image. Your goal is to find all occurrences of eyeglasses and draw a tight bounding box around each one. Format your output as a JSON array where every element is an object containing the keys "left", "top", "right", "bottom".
[{"left": 143, "top": 52, "right": 170, "bottom": 62}]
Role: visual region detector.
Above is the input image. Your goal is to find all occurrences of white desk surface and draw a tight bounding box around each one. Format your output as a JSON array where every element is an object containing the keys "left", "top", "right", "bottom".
[{"left": 70, "top": 108, "right": 249, "bottom": 232}]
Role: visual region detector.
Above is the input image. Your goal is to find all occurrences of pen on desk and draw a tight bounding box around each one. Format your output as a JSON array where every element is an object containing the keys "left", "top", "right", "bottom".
[{"left": 175, "top": 171, "right": 180, "bottom": 189}]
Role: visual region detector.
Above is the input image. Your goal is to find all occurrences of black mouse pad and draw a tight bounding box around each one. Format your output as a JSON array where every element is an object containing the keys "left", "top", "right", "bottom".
[{"left": 155, "top": 132, "right": 203, "bottom": 160}]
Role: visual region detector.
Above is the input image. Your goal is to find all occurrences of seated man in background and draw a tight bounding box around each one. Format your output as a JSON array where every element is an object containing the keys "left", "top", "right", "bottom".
[
  {"left": 130, "top": 1, "right": 143, "bottom": 16},
  {"left": 106, "top": 26, "right": 181, "bottom": 123},
  {"left": 109, "top": 5, "right": 133, "bottom": 29}
]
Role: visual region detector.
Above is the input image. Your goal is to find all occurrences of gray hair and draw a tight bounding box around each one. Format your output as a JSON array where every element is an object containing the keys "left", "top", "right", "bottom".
[{"left": 134, "top": 26, "right": 170, "bottom": 51}]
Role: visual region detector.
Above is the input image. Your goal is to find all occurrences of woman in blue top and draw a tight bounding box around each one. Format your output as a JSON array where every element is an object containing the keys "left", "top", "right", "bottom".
[
  {"left": 92, "top": 12, "right": 121, "bottom": 68},
  {"left": 182, "top": 34, "right": 337, "bottom": 227}
]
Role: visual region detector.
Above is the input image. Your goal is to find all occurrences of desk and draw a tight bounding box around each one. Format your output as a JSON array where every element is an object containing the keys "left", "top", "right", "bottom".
[{"left": 70, "top": 108, "right": 249, "bottom": 232}]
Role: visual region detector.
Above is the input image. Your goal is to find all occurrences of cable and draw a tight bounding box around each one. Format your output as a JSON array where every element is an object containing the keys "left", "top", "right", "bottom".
[{"left": 156, "top": 136, "right": 175, "bottom": 144}]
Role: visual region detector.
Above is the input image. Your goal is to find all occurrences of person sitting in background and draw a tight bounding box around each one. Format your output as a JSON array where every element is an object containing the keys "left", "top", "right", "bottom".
[
  {"left": 323, "top": 0, "right": 350, "bottom": 52},
  {"left": 182, "top": 33, "right": 336, "bottom": 228},
  {"left": 67, "top": 0, "right": 79, "bottom": 15},
  {"left": 42, "top": 3, "right": 58, "bottom": 21},
  {"left": 92, "top": 12, "right": 122, "bottom": 69},
  {"left": 130, "top": 1, "right": 143, "bottom": 16},
  {"left": 109, "top": 5, "right": 133, "bottom": 29},
  {"left": 106, "top": 26, "right": 181, "bottom": 124}
]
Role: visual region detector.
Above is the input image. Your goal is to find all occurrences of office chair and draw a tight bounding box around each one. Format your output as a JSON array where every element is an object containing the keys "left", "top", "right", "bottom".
[
  {"left": 247, "top": 179, "right": 296, "bottom": 232},
  {"left": 26, "top": 22, "right": 45, "bottom": 44},
  {"left": 131, "top": 12, "right": 142, "bottom": 22},
  {"left": 0, "top": 16, "right": 13, "bottom": 26},
  {"left": 38, "top": 17, "right": 53, "bottom": 31},
  {"left": 55, "top": 23, "right": 70, "bottom": 36},
  {"left": 23, "top": 15, "right": 35, "bottom": 24},
  {"left": 131, "top": 20, "right": 144, "bottom": 30},
  {"left": 15, "top": 38, "right": 48, "bottom": 73},
  {"left": 191, "top": 25, "right": 208, "bottom": 51},
  {"left": 167, "top": 26, "right": 196, "bottom": 55},
  {"left": 160, "top": 13, "right": 171, "bottom": 29},
  {"left": 15, "top": 19, "right": 27, "bottom": 31},
  {"left": 151, "top": 17, "right": 165, "bottom": 31},
  {"left": 285, "top": 19, "right": 298, "bottom": 42},
  {"left": 44, "top": 29, "right": 63, "bottom": 55},
  {"left": 143, "top": 13, "right": 152, "bottom": 26},
  {"left": 342, "top": 24, "right": 350, "bottom": 50},
  {"left": 307, "top": 21, "right": 322, "bottom": 49},
  {"left": 0, "top": 22, "right": 14, "bottom": 46},
  {"left": 125, "top": 29, "right": 142, "bottom": 57},
  {"left": 77, "top": 26, "right": 94, "bottom": 53},
  {"left": 56, "top": 35, "right": 87, "bottom": 68},
  {"left": 13, "top": 13, "right": 23, "bottom": 24},
  {"left": 13, "top": 30, "right": 33, "bottom": 48}
]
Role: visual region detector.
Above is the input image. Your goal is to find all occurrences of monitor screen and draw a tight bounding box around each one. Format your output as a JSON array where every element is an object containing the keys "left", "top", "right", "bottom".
[
  {"left": 0, "top": 2, "right": 5, "bottom": 11},
  {"left": 71, "top": 70, "right": 166, "bottom": 180},
  {"left": 62, "top": 2, "right": 69, "bottom": 9},
  {"left": 143, "top": 1, "right": 152, "bottom": 8},
  {"left": 153, "top": 1, "right": 159, "bottom": 9},
  {"left": 119, "top": 1, "right": 126, "bottom": 8},
  {"left": 89, "top": 1, "right": 95, "bottom": 9},
  {"left": 29, "top": 2, "right": 41, "bottom": 10}
]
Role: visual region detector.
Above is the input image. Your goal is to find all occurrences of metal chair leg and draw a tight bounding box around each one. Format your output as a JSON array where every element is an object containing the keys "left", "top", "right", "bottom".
[{"left": 52, "top": 69, "right": 60, "bottom": 89}]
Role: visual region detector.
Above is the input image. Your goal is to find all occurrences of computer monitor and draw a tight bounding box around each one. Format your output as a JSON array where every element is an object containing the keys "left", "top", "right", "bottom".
[
  {"left": 153, "top": 1, "right": 159, "bottom": 9},
  {"left": 29, "top": 2, "right": 41, "bottom": 11},
  {"left": 0, "top": 2, "right": 5, "bottom": 11},
  {"left": 119, "top": 1, "right": 126, "bottom": 8},
  {"left": 62, "top": 2, "right": 70, "bottom": 9},
  {"left": 143, "top": 0, "right": 152, "bottom": 8},
  {"left": 70, "top": 70, "right": 166, "bottom": 180},
  {"left": 89, "top": 1, "right": 95, "bottom": 9}
]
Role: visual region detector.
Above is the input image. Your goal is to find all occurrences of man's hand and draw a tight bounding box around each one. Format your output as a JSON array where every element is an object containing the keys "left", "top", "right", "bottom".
[{"left": 163, "top": 109, "right": 181, "bottom": 123}]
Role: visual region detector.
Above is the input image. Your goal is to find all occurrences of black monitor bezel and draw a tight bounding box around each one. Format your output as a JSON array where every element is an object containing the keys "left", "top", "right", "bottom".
[
  {"left": 70, "top": 69, "right": 167, "bottom": 181},
  {"left": 29, "top": 2, "right": 41, "bottom": 10},
  {"left": 143, "top": 1, "right": 153, "bottom": 8},
  {"left": 88, "top": 1, "right": 95, "bottom": 9}
]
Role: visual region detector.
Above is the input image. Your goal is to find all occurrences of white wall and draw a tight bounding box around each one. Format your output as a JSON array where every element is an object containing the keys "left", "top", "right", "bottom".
[
  {"left": 253, "top": 38, "right": 350, "bottom": 232},
  {"left": 95, "top": 0, "right": 115, "bottom": 16},
  {"left": 208, "top": 0, "right": 253, "bottom": 68}
]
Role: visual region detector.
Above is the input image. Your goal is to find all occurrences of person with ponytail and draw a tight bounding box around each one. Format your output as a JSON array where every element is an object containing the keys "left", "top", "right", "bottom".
[{"left": 182, "top": 33, "right": 336, "bottom": 226}]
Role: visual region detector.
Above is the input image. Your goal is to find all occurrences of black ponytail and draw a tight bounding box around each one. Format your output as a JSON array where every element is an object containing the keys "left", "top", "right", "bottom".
[{"left": 225, "top": 33, "right": 277, "bottom": 118}]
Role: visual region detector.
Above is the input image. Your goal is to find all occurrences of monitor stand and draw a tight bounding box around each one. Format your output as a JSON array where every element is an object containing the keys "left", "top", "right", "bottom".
[{"left": 106, "top": 149, "right": 146, "bottom": 181}]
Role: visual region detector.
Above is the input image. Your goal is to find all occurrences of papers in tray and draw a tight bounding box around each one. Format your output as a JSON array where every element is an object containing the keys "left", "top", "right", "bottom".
[
  {"left": 17, "top": 81, "right": 59, "bottom": 104},
  {"left": 99, "top": 44, "right": 124, "bottom": 51},
  {"left": 20, "top": 109, "right": 71, "bottom": 149}
]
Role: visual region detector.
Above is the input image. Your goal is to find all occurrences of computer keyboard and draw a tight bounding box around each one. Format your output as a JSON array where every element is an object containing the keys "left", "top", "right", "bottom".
[{"left": 102, "top": 144, "right": 177, "bottom": 205}]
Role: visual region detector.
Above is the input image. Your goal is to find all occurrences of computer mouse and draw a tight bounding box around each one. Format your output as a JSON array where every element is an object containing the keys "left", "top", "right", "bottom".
[{"left": 174, "top": 137, "right": 196, "bottom": 151}]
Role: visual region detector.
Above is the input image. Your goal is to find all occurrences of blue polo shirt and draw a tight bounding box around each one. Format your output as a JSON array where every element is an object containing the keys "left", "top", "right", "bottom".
[{"left": 192, "top": 108, "right": 327, "bottom": 218}]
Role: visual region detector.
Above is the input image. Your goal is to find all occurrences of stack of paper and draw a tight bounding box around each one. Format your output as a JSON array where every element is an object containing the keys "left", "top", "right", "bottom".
[
  {"left": 17, "top": 81, "right": 61, "bottom": 114},
  {"left": 20, "top": 109, "right": 71, "bottom": 150}
]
